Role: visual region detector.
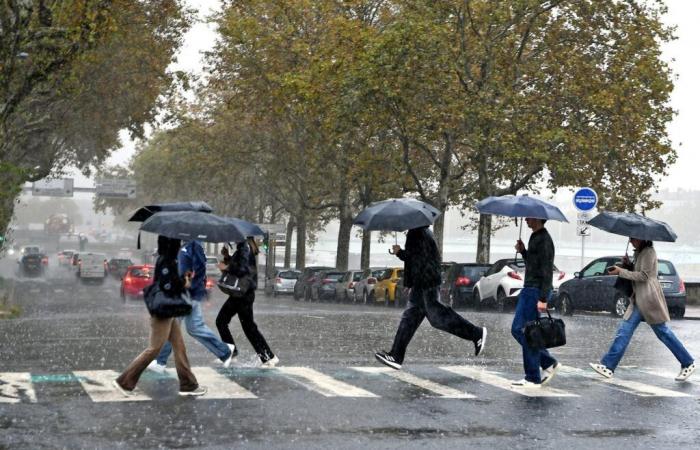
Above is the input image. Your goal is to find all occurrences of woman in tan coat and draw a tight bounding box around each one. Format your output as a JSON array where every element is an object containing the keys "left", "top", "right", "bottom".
[{"left": 590, "top": 238, "right": 695, "bottom": 381}]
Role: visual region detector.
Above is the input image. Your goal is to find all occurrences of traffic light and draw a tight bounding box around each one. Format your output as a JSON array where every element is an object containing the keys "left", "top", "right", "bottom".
[{"left": 262, "top": 232, "right": 269, "bottom": 252}]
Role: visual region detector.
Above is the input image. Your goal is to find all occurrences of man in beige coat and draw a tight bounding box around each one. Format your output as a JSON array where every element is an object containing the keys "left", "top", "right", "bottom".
[{"left": 590, "top": 238, "right": 695, "bottom": 382}]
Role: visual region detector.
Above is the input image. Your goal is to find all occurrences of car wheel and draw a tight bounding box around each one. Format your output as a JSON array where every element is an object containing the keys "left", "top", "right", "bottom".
[
  {"left": 473, "top": 289, "right": 482, "bottom": 311},
  {"left": 273, "top": 290, "right": 278, "bottom": 298},
  {"left": 363, "top": 290, "right": 369, "bottom": 305},
  {"left": 612, "top": 294, "right": 630, "bottom": 318},
  {"left": 304, "top": 288, "right": 311, "bottom": 302},
  {"left": 671, "top": 307, "right": 685, "bottom": 319},
  {"left": 557, "top": 293, "right": 574, "bottom": 316},
  {"left": 496, "top": 288, "right": 507, "bottom": 313},
  {"left": 120, "top": 289, "right": 126, "bottom": 302},
  {"left": 384, "top": 291, "right": 390, "bottom": 307}
]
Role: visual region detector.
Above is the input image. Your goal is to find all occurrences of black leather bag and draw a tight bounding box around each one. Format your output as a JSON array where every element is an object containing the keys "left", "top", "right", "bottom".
[
  {"left": 614, "top": 276, "right": 634, "bottom": 298},
  {"left": 217, "top": 272, "right": 252, "bottom": 298},
  {"left": 524, "top": 311, "right": 566, "bottom": 349},
  {"left": 143, "top": 283, "right": 192, "bottom": 318}
]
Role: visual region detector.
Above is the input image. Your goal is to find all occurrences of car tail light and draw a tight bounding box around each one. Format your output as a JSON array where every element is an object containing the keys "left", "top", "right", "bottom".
[
  {"left": 275, "top": 277, "right": 282, "bottom": 284},
  {"left": 680, "top": 279, "right": 686, "bottom": 294},
  {"left": 368, "top": 277, "right": 377, "bottom": 285},
  {"left": 348, "top": 281, "right": 355, "bottom": 289},
  {"left": 41, "top": 257, "right": 48, "bottom": 265},
  {"left": 507, "top": 271, "right": 522, "bottom": 280},
  {"left": 558, "top": 271, "right": 566, "bottom": 281},
  {"left": 322, "top": 278, "right": 335, "bottom": 285},
  {"left": 206, "top": 278, "right": 214, "bottom": 289},
  {"left": 124, "top": 275, "right": 133, "bottom": 285},
  {"left": 455, "top": 276, "right": 471, "bottom": 286}
]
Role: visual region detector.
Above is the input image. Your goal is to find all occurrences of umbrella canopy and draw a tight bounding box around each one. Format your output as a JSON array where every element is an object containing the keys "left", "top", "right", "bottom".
[
  {"left": 226, "top": 217, "right": 265, "bottom": 238},
  {"left": 475, "top": 195, "right": 569, "bottom": 222},
  {"left": 128, "top": 201, "right": 213, "bottom": 222},
  {"left": 588, "top": 212, "right": 677, "bottom": 242},
  {"left": 353, "top": 198, "right": 441, "bottom": 232},
  {"left": 140, "top": 211, "right": 249, "bottom": 243}
]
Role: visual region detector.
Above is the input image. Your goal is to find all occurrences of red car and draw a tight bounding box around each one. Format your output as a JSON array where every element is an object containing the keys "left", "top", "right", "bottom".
[{"left": 120, "top": 265, "right": 154, "bottom": 302}]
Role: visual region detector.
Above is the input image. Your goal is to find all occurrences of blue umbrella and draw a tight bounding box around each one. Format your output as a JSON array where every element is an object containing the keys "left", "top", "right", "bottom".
[
  {"left": 588, "top": 212, "right": 677, "bottom": 242},
  {"left": 475, "top": 195, "right": 569, "bottom": 223},
  {"left": 353, "top": 198, "right": 441, "bottom": 232}
]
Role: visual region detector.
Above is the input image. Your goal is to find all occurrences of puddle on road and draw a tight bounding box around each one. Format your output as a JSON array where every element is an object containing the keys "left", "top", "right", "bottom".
[{"left": 568, "top": 428, "right": 651, "bottom": 438}]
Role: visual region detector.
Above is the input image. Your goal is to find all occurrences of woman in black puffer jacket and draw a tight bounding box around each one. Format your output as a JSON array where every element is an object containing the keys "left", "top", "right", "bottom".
[{"left": 374, "top": 226, "right": 486, "bottom": 370}]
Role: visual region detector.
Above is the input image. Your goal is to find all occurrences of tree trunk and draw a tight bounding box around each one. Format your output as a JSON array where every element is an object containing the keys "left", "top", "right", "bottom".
[
  {"left": 284, "top": 220, "right": 294, "bottom": 268},
  {"left": 295, "top": 213, "right": 307, "bottom": 269},
  {"left": 476, "top": 213, "right": 492, "bottom": 263},
  {"left": 335, "top": 208, "right": 352, "bottom": 271},
  {"left": 360, "top": 229, "right": 371, "bottom": 269},
  {"left": 432, "top": 212, "right": 445, "bottom": 257}
]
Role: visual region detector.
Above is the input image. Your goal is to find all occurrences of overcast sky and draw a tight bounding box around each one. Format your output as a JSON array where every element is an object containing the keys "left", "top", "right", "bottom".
[{"left": 100, "top": 0, "right": 700, "bottom": 192}]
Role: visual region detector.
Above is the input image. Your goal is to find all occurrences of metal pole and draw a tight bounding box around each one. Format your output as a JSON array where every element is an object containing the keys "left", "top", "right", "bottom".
[{"left": 581, "top": 234, "right": 585, "bottom": 268}]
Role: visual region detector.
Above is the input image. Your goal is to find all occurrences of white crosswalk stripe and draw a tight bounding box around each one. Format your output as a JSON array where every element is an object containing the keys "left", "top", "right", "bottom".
[
  {"left": 275, "top": 367, "right": 378, "bottom": 398},
  {"left": 0, "top": 372, "right": 37, "bottom": 403},
  {"left": 559, "top": 365, "right": 691, "bottom": 397},
  {"left": 185, "top": 367, "right": 257, "bottom": 400},
  {"left": 73, "top": 370, "right": 151, "bottom": 402},
  {"left": 353, "top": 367, "right": 475, "bottom": 398},
  {"left": 440, "top": 366, "right": 579, "bottom": 398}
]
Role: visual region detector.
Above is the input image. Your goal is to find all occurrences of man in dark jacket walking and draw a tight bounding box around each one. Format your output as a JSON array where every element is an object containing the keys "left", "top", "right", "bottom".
[{"left": 375, "top": 226, "right": 487, "bottom": 370}]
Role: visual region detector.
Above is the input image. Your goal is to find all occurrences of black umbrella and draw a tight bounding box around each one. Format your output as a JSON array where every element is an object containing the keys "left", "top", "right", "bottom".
[
  {"left": 588, "top": 211, "right": 677, "bottom": 242},
  {"left": 128, "top": 201, "right": 214, "bottom": 222},
  {"left": 353, "top": 198, "right": 441, "bottom": 232},
  {"left": 140, "top": 211, "right": 250, "bottom": 243}
]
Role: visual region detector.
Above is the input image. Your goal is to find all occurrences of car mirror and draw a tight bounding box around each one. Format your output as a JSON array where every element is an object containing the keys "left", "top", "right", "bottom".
[{"left": 574, "top": 272, "right": 581, "bottom": 278}]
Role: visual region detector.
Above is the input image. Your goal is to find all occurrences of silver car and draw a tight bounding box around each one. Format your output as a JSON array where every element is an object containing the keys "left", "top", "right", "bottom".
[
  {"left": 353, "top": 267, "right": 386, "bottom": 304},
  {"left": 335, "top": 270, "right": 363, "bottom": 302},
  {"left": 273, "top": 269, "right": 300, "bottom": 296}
]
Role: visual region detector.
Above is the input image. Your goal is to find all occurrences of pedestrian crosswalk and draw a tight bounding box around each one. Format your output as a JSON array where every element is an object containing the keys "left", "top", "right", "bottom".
[{"left": 1, "top": 365, "right": 697, "bottom": 404}]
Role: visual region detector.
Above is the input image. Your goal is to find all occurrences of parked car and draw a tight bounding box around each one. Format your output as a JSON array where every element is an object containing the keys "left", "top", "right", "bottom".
[
  {"left": 76, "top": 252, "right": 108, "bottom": 284},
  {"left": 294, "top": 266, "right": 334, "bottom": 301},
  {"left": 17, "top": 246, "right": 47, "bottom": 277},
  {"left": 353, "top": 267, "right": 386, "bottom": 304},
  {"left": 205, "top": 256, "right": 220, "bottom": 279},
  {"left": 440, "top": 263, "right": 492, "bottom": 308},
  {"left": 272, "top": 269, "right": 300, "bottom": 296},
  {"left": 335, "top": 270, "right": 363, "bottom": 302},
  {"left": 107, "top": 258, "right": 133, "bottom": 280},
  {"left": 394, "top": 276, "right": 409, "bottom": 307},
  {"left": 373, "top": 267, "right": 404, "bottom": 306},
  {"left": 120, "top": 264, "right": 154, "bottom": 301},
  {"left": 57, "top": 249, "right": 77, "bottom": 268},
  {"left": 553, "top": 256, "right": 686, "bottom": 319},
  {"left": 310, "top": 270, "right": 346, "bottom": 301},
  {"left": 472, "top": 258, "right": 568, "bottom": 311}
]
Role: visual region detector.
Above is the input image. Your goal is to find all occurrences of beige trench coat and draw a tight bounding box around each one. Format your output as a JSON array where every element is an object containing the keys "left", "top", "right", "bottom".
[{"left": 618, "top": 246, "right": 670, "bottom": 325}]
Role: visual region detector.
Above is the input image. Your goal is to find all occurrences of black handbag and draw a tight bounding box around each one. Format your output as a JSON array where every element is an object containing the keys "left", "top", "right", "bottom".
[
  {"left": 524, "top": 310, "right": 566, "bottom": 349},
  {"left": 143, "top": 283, "right": 192, "bottom": 318},
  {"left": 217, "top": 272, "right": 252, "bottom": 298},
  {"left": 614, "top": 276, "right": 634, "bottom": 298}
]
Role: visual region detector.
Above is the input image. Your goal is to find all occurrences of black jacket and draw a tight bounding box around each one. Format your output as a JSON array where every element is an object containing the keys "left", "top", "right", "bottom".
[
  {"left": 226, "top": 242, "right": 258, "bottom": 290},
  {"left": 396, "top": 227, "right": 441, "bottom": 289},
  {"left": 154, "top": 236, "right": 185, "bottom": 298}
]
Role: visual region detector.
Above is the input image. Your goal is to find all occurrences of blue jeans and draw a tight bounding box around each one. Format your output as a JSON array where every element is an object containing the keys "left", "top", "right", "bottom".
[
  {"left": 601, "top": 306, "right": 694, "bottom": 371},
  {"left": 511, "top": 287, "right": 557, "bottom": 383},
  {"left": 157, "top": 300, "right": 232, "bottom": 365}
]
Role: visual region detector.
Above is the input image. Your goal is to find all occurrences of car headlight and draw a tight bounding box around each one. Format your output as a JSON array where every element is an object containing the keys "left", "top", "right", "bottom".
[{"left": 7, "top": 249, "right": 15, "bottom": 255}]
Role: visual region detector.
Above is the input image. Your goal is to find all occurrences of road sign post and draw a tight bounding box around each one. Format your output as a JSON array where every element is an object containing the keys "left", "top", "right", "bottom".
[
  {"left": 31, "top": 178, "right": 74, "bottom": 197},
  {"left": 95, "top": 177, "right": 137, "bottom": 199},
  {"left": 573, "top": 188, "right": 598, "bottom": 268}
]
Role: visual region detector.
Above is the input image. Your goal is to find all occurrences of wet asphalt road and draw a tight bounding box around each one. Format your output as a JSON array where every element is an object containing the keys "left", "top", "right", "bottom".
[{"left": 2, "top": 266, "right": 700, "bottom": 449}]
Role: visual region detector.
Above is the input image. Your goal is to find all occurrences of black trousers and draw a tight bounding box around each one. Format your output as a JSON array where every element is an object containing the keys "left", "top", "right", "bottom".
[
  {"left": 215, "top": 291, "right": 274, "bottom": 362},
  {"left": 390, "top": 286, "right": 483, "bottom": 364}
]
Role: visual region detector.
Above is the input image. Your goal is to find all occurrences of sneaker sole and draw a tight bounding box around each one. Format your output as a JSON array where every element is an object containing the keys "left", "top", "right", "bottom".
[
  {"left": 178, "top": 388, "right": 207, "bottom": 397},
  {"left": 675, "top": 366, "right": 696, "bottom": 381},
  {"left": 375, "top": 354, "right": 401, "bottom": 370},
  {"left": 540, "top": 362, "right": 560, "bottom": 386},
  {"left": 111, "top": 379, "right": 134, "bottom": 397},
  {"left": 475, "top": 328, "right": 487, "bottom": 357},
  {"left": 589, "top": 363, "right": 613, "bottom": 379}
]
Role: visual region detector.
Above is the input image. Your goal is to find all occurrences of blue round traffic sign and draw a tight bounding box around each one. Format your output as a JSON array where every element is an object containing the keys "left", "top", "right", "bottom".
[{"left": 573, "top": 187, "right": 598, "bottom": 212}]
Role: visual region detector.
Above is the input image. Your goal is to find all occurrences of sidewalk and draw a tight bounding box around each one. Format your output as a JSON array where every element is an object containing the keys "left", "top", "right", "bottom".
[{"left": 684, "top": 304, "right": 700, "bottom": 320}]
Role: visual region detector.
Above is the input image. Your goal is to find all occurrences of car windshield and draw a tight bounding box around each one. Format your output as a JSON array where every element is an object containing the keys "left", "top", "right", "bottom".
[
  {"left": 24, "top": 247, "right": 41, "bottom": 254},
  {"left": 111, "top": 259, "right": 131, "bottom": 266},
  {"left": 658, "top": 261, "right": 676, "bottom": 276},
  {"left": 507, "top": 260, "right": 526, "bottom": 271},
  {"left": 461, "top": 266, "right": 489, "bottom": 277},
  {"left": 278, "top": 271, "right": 299, "bottom": 279},
  {"left": 326, "top": 272, "right": 344, "bottom": 281},
  {"left": 352, "top": 272, "right": 362, "bottom": 281},
  {"left": 130, "top": 268, "right": 152, "bottom": 278},
  {"left": 206, "top": 257, "right": 218, "bottom": 265},
  {"left": 371, "top": 269, "right": 384, "bottom": 278}
]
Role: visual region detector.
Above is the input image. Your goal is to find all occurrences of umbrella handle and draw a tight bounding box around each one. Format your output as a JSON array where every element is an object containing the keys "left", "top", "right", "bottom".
[{"left": 514, "top": 218, "right": 524, "bottom": 263}]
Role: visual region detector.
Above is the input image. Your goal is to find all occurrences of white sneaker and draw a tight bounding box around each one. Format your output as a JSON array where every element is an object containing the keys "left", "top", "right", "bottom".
[
  {"left": 146, "top": 360, "right": 166, "bottom": 374},
  {"left": 222, "top": 344, "right": 237, "bottom": 369},
  {"left": 589, "top": 363, "right": 613, "bottom": 379},
  {"left": 541, "top": 362, "right": 561, "bottom": 386},
  {"left": 511, "top": 379, "right": 541, "bottom": 388},
  {"left": 474, "top": 328, "right": 487, "bottom": 357},
  {"left": 178, "top": 386, "right": 207, "bottom": 397},
  {"left": 112, "top": 379, "right": 134, "bottom": 397},
  {"left": 675, "top": 362, "right": 696, "bottom": 382},
  {"left": 261, "top": 355, "right": 279, "bottom": 368}
]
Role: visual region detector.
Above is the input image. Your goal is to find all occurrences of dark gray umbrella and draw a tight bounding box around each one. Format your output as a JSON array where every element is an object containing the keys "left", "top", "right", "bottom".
[
  {"left": 353, "top": 198, "right": 441, "bottom": 232},
  {"left": 475, "top": 195, "right": 568, "bottom": 222},
  {"left": 140, "top": 211, "right": 249, "bottom": 243},
  {"left": 588, "top": 212, "right": 677, "bottom": 242},
  {"left": 226, "top": 217, "right": 265, "bottom": 237},
  {"left": 128, "top": 201, "right": 213, "bottom": 222}
]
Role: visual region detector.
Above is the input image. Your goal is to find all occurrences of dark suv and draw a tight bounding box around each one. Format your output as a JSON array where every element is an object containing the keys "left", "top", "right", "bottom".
[
  {"left": 553, "top": 256, "right": 686, "bottom": 318},
  {"left": 17, "top": 246, "right": 47, "bottom": 277},
  {"left": 293, "top": 266, "right": 334, "bottom": 301},
  {"left": 440, "top": 263, "right": 492, "bottom": 307}
]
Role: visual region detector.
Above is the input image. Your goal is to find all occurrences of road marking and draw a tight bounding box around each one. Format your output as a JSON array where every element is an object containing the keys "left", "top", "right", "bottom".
[
  {"left": 353, "top": 367, "right": 475, "bottom": 398},
  {"left": 187, "top": 367, "right": 257, "bottom": 399},
  {"left": 73, "top": 370, "right": 151, "bottom": 402},
  {"left": 0, "top": 373, "right": 37, "bottom": 403},
  {"left": 559, "top": 365, "right": 690, "bottom": 397},
  {"left": 642, "top": 369, "right": 700, "bottom": 387},
  {"left": 440, "top": 366, "right": 579, "bottom": 398},
  {"left": 275, "top": 367, "right": 378, "bottom": 398}
]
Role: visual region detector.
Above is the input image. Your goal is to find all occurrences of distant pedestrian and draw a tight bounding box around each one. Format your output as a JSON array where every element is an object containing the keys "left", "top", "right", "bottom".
[
  {"left": 511, "top": 217, "right": 560, "bottom": 387},
  {"left": 216, "top": 237, "right": 278, "bottom": 367},
  {"left": 113, "top": 235, "right": 206, "bottom": 397},
  {"left": 590, "top": 238, "right": 695, "bottom": 381},
  {"left": 147, "top": 240, "right": 236, "bottom": 374},
  {"left": 374, "top": 226, "right": 486, "bottom": 370}
]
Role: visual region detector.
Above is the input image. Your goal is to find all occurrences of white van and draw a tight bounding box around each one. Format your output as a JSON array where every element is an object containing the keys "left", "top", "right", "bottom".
[{"left": 77, "top": 252, "right": 107, "bottom": 284}]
